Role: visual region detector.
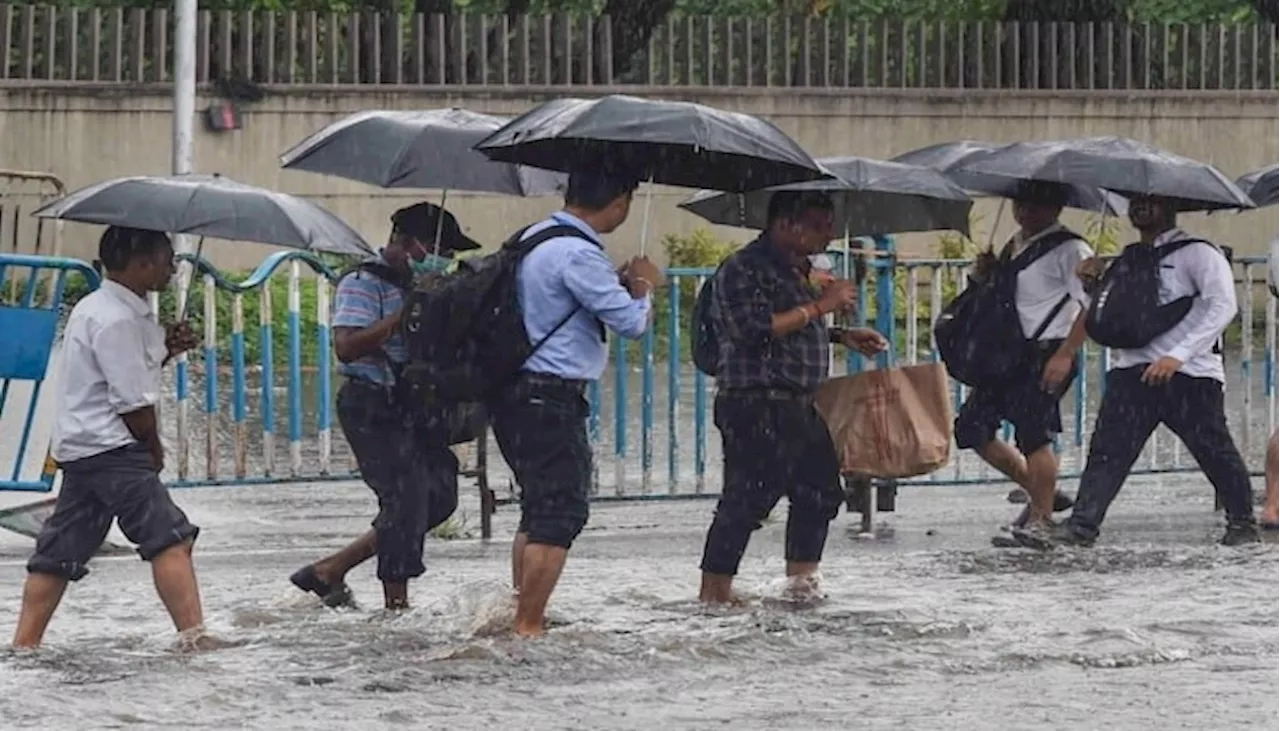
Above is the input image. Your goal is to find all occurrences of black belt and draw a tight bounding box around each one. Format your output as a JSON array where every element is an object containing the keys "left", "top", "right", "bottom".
[
  {"left": 720, "top": 386, "right": 813, "bottom": 402},
  {"left": 518, "top": 372, "right": 589, "bottom": 395}
]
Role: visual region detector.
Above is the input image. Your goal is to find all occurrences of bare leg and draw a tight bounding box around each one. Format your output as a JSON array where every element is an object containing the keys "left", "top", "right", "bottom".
[
  {"left": 784, "top": 560, "right": 822, "bottom": 600},
  {"left": 513, "top": 543, "right": 567, "bottom": 637},
  {"left": 1022, "top": 445, "right": 1061, "bottom": 524},
  {"left": 511, "top": 532, "right": 528, "bottom": 593},
  {"left": 313, "top": 529, "right": 377, "bottom": 586},
  {"left": 1263, "top": 429, "right": 1279, "bottom": 525},
  {"left": 978, "top": 439, "right": 1057, "bottom": 521},
  {"left": 382, "top": 582, "right": 409, "bottom": 611},
  {"left": 699, "top": 573, "right": 737, "bottom": 605},
  {"left": 11, "top": 573, "right": 69, "bottom": 649},
  {"left": 151, "top": 540, "right": 204, "bottom": 634}
]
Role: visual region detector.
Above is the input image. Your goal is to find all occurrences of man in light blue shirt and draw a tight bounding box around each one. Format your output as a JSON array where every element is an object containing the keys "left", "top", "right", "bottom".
[{"left": 491, "top": 169, "right": 663, "bottom": 637}]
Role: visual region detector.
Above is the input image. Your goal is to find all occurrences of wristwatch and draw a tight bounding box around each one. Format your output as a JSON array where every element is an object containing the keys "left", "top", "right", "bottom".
[{"left": 828, "top": 326, "right": 846, "bottom": 344}]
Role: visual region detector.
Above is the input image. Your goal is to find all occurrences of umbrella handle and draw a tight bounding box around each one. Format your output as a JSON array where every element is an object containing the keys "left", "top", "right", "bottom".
[
  {"left": 638, "top": 176, "right": 655, "bottom": 258},
  {"left": 175, "top": 236, "right": 204, "bottom": 322},
  {"left": 985, "top": 198, "right": 1006, "bottom": 253},
  {"left": 434, "top": 189, "right": 448, "bottom": 257}
]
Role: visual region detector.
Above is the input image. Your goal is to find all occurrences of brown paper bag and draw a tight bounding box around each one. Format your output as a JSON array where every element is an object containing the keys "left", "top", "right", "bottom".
[{"left": 813, "top": 363, "right": 954, "bottom": 479}]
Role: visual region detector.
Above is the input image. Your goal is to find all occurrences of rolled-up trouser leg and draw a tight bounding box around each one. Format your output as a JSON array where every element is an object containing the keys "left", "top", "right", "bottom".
[
  {"left": 700, "top": 394, "right": 786, "bottom": 577},
  {"left": 28, "top": 442, "right": 199, "bottom": 581},
  {"left": 492, "top": 376, "right": 592, "bottom": 550},
  {"left": 338, "top": 381, "right": 435, "bottom": 584}
]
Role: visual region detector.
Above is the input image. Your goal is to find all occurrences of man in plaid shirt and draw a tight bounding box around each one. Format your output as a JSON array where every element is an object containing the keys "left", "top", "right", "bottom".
[{"left": 698, "top": 191, "right": 889, "bottom": 605}]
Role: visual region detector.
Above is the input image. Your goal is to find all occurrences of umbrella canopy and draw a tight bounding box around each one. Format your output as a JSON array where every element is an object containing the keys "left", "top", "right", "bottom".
[
  {"left": 280, "top": 108, "right": 566, "bottom": 197},
  {"left": 952, "top": 136, "right": 1255, "bottom": 212},
  {"left": 1235, "top": 164, "right": 1278, "bottom": 207},
  {"left": 891, "top": 139, "right": 1127, "bottom": 215},
  {"left": 32, "top": 174, "right": 372, "bottom": 256},
  {"left": 678, "top": 156, "right": 974, "bottom": 237},
  {"left": 472, "top": 94, "right": 827, "bottom": 192}
]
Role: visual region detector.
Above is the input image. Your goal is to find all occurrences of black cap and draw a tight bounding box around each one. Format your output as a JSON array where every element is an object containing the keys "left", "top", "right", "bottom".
[
  {"left": 391, "top": 202, "right": 481, "bottom": 252},
  {"left": 1012, "top": 180, "right": 1069, "bottom": 207}
]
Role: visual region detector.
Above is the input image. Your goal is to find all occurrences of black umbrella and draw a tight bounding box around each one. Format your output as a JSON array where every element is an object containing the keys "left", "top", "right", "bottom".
[
  {"left": 472, "top": 94, "right": 827, "bottom": 192},
  {"left": 280, "top": 108, "right": 566, "bottom": 197},
  {"left": 33, "top": 173, "right": 372, "bottom": 256},
  {"left": 678, "top": 156, "right": 974, "bottom": 237},
  {"left": 952, "top": 136, "right": 1255, "bottom": 212},
  {"left": 1235, "top": 164, "right": 1278, "bottom": 207},
  {"left": 891, "top": 139, "right": 1127, "bottom": 215}
]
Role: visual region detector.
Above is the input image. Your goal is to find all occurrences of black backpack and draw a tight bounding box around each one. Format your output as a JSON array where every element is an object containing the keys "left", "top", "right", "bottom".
[
  {"left": 934, "top": 229, "right": 1079, "bottom": 388},
  {"left": 1085, "top": 238, "right": 1227, "bottom": 350},
  {"left": 398, "top": 224, "right": 594, "bottom": 405},
  {"left": 691, "top": 270, "right": 723, "bottom": 377}
]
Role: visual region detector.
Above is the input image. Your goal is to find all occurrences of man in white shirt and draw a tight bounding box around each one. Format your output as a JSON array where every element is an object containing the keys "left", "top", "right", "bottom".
[
  {"left": 11, "top": 226, "right": 211, "bottom": 649},
  {"left": 1017, "top": 195, "right": 1259, "bottom": 548},
  {"left": 956, "top": 183, "right": 1091, "bottom": 541}
]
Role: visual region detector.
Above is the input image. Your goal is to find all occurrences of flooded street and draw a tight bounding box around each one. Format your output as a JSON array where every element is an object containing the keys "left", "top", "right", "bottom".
[{"left": 0, "top": 474, "right": 1275, "bottom": 730}]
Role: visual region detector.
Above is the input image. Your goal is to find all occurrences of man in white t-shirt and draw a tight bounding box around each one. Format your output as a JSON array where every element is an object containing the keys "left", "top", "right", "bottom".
[
  {"left": 11, "top": 227, "right": 214, "bottom": 649},
  {"left": 957, "top": 183, "right": 1091, "bottom": 542}
]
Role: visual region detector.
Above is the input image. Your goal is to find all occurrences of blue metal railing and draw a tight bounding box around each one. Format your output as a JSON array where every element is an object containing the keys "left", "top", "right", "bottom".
[
  {"left": 1, "top": 247, "right": 1275, "bottom": 506},
  {"left": 0, "top": 255, "right": 100, "bottom": 491}
]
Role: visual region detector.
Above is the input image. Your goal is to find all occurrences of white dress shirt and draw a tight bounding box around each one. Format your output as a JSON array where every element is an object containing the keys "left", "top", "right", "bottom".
[
  {"left": 1007, "top": 223, "right": 1093, "bottom": 341},
  {"left": 51, "top": 279, "right": 169, "bottom": 462},
  {"left": 1109, "top": 228, "right": 1236, "bottom": 383}
]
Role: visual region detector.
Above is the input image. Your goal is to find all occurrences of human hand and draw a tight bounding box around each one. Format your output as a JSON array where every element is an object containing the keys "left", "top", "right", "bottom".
[
  {"left": 1141, "top": 356, "right": 1182, "bottom": 386},
  {"left": 625, "top": 256, "right": 665, "bottom": 292},
  {"left": 816, "top": 279, "right": 856, "bottom": 315},
  {"left": 971, "top": 249, "right": 998, "bottom": 280},
  {"left": 841, "top": 327, "right": 888, "bottom": 356},
  {"left": 165, "top": 321, "right": 200, "bottom": 358},
  {"left": 1077, "top": 256, "right": 1107, "bottom": 284}
]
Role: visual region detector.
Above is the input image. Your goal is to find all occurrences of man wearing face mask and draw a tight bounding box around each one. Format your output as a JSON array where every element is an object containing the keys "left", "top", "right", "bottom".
[
  {"left": 288, "top": 202, "right": 481, "bottom": 611},
  {"left": 699, "top": 191, "right": 889, "bottom": 606},
  {"left": 1016, "top": 194, "right": 1259, "bottom": 549}
]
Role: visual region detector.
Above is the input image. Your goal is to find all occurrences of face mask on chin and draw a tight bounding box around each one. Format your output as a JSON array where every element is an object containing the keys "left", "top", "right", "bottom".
[{"left": 409, "top": 252, "right": 454, "bottom": 275}]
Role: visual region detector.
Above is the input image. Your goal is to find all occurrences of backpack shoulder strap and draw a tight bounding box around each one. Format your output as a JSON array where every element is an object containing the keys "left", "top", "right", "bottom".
[
  {"left": 506, "top": 224, "right": 600, "bottom": 256},
  {"left": 1009, "top": 229, "right": 1081, "bottom": 272}
]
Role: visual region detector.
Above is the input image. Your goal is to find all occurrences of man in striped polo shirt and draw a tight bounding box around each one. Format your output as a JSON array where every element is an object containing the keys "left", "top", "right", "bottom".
[{"left": 289, "top": 202, "right": 480, "bottom": 612}]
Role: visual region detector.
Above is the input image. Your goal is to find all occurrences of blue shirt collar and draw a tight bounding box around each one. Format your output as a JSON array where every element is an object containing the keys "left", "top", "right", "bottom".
[{"left": 550, "top": 211, "right": 604, "bottom": 246}]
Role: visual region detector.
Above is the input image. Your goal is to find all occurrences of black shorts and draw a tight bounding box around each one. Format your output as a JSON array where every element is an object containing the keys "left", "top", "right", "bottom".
[
  {"left": 954, "top": 340, "right": 1077, "bottom": 455},
  {"left": 28, "top": 443, "right": 199, "bottom": 581},
  {"left": 491, "top": 373, "right": 592, "bottom": 550}
]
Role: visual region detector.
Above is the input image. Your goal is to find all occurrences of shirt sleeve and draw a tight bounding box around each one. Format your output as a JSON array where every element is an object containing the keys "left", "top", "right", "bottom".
[
  {"left": 1166, "top": 243, "right": 1238, "bottom": 364},
  {"left": 92, "top": 320, "right": 160, "bottom": 414},
  {"left": 332, "top": 273, "right": 380, "bottom": 329},
  {"left": 714, "top": 254, "right": 775, "bottom": 347},
  {"left": 560, "top": 243, "right": 652, "bottom": 340},
  {"left": 1059, "top": 239, "right": 1093, "bottom": 305}
]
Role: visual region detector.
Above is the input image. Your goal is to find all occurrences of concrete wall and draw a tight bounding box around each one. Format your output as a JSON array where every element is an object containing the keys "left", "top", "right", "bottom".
[{"left": 0, "top": 85, "right": 1276, "bottom": 271}]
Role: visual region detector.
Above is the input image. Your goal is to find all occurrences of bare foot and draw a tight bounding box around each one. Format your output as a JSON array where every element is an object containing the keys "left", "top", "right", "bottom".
[
  {"left": 174, "top": 627, "right": 239, "bottom": 653},
  {"left": 513, "top": 621, "right": 544, "bottom": 638}
]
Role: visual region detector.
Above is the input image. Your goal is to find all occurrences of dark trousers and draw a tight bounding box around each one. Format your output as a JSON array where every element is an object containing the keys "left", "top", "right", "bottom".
[
  {"left": 1068, "top": 366, "right": 1255, "bottom": 539},
  {"left": 700, "top": 390, "right": 844, "bottom": 577},
  {"left": 491, "top": 373, "right": 593, "bottom": 550},
  {"left": 337, "top": 380, "right": 459, "bottom": 583}
]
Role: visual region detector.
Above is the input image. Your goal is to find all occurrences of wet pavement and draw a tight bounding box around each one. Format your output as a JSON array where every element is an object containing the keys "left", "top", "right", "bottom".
[{"left": 0, "top": 472, "right": 1275, "bottom": 730}]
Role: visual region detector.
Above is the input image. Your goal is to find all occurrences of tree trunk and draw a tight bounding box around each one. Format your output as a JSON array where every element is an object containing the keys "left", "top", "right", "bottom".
[{"left": 599, "top": 0, "right": 677, "bottom": 83}]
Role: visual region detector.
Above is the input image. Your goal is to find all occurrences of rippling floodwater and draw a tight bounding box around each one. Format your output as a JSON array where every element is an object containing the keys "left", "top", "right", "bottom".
[{"left": 0, "top": 473, "right": 1275, "bottom": 730}]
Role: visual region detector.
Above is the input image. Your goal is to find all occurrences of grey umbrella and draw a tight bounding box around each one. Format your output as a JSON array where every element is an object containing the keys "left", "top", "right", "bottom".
[
  {"left": 1235, "top": 164, "right": 1278, "bottom": 207},
  {"left": 891, "top": 139, "right": 1127, "bottom": 215},
  {"left": 678, "top": 156, "right": 974, "bottom": 237},
  {"left": 32, "top": 174, "right": 372, "bottom": 256},
  {"left": 472, "top": 94, "right": 827, "bottom": 192},
  {"left": 279, "top": 108, "right": 566, "bottom": 197},
  {"left": 952, "top": 136, "right": 1255, "bottom": 212}
]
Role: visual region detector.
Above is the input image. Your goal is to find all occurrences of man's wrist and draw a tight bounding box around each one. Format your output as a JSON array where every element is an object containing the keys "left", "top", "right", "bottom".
[{"left": 828, "top": 327, "right": 846, "bottom": 344}]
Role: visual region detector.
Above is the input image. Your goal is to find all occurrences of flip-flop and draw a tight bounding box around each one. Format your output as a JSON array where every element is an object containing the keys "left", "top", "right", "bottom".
[{"left": 289, "top": 565, "right": 356, "bottom": 609}]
